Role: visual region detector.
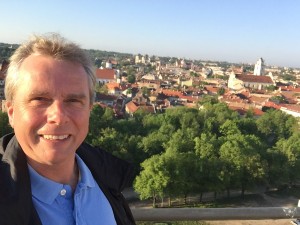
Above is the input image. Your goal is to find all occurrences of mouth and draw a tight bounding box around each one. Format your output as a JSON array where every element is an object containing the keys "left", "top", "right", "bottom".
[{"left": 41, "top": 134, "right": 70, "bottom": 140}]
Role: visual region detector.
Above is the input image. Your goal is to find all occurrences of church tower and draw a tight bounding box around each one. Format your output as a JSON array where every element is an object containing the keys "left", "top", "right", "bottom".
[{"left": 253, "top": 57, "right": 265, "bottom": 76}]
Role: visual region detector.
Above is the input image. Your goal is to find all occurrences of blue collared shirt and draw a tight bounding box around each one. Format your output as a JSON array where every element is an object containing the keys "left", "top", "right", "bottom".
[{"left": 28, "top": 154, "right": 117, "bottom": 225}]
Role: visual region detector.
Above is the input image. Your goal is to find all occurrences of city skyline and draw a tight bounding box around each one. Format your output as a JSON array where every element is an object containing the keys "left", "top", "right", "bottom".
[{"left": 0, "top": 0, "right": 300, "bottom": 68}]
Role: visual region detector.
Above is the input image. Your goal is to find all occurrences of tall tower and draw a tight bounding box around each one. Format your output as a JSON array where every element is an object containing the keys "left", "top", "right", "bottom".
[{"left": 253, "top": 57, "right": 265, "bottom": 76}]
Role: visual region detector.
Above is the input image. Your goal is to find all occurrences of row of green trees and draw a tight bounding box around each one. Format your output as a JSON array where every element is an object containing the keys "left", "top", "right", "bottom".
[{"left": 86, "top": 99, "right": 299, "bottom": 207}]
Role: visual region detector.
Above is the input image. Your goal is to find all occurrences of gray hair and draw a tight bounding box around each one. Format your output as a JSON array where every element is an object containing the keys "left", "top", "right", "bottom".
[{"left": 5, "top": 33, "right": 96, "bottom": 104}]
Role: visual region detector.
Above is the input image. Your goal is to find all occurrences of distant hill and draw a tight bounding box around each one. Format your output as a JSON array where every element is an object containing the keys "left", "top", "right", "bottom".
[
  {"left": 0, "top": 41, "right": 134, "bottom": 63},
  {"left": 0, "top": 43, "right": 18, "bottom": 61}
]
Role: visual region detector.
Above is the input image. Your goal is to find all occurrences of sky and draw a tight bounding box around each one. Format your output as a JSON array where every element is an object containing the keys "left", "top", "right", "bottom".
[{"left": 1, "top": 0, "right": 300, "bottom": 68}]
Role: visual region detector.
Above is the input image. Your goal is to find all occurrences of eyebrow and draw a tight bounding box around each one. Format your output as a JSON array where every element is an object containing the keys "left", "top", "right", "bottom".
[
  {"left": 28, "top": 91, "right": 50, "bottom": 98},
  {"left": 27, "top": 91, "right": 88, "bottom": 100},
  {"left": 65, "top": 93, "right": 88, "bottom": 100}
]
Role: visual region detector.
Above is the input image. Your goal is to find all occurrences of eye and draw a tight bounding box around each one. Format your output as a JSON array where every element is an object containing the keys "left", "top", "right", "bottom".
[
  {"left": 64, "top": 94, "right": 88, "bottom": 108},
  {"left": 67, "top": 98, "right": 81, "bottom": 103},
  {"left": 29, "top": 97, "right": 51, "bottom": 107},
  {"left": 33, "top": 97, "right": 48, "bottom": 101},
  {"left": 35, "top": 97, "right": 51, "bottom": 102}
]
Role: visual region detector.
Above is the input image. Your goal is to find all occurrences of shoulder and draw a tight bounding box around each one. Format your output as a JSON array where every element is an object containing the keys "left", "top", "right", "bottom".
[
  {"left": 0, "top": 133, "right": 16, "bottom": 157},
  {"left": 77, "top": 142, "right": 135, "bottom": 191}
]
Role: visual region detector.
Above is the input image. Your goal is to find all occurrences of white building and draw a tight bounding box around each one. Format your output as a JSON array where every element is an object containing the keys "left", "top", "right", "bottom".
[{"left": 254, "top": 58, "right": 265, "bottom": 76}]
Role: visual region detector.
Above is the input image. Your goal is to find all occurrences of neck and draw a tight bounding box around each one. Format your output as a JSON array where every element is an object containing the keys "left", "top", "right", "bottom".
[{"left": 27, "top": 158, "right": 79, "bottom": 191}]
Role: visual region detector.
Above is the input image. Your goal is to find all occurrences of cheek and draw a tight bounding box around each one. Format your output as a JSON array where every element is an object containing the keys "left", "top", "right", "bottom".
[
  {"left": 72, "top": 110, "right": 90, "bottom": 127},
  {"left": 80, "top": 114, "right": 91, "bottom": 129},
  {"left": 13, "top": 108, "right": 44, "bottom": 131}
]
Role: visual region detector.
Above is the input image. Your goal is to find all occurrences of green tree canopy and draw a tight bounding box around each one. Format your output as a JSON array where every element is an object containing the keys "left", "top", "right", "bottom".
[
  {"left": 256, "top": 109, "right": 297, "bottom": 146},
  {"left": 0, "top": 111, "right": 12, "bottom": 137},
  {"left": 134, "top": 154, "right": 170, "bottom": 207}
]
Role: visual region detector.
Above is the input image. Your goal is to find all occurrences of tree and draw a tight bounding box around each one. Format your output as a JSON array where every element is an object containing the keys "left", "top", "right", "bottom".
[
  {"left": 217, "top": 87, "right": 225, "bottom": 95},
  {"left": 190, "top": 71, "right": 199, "bottom": 77},
  {"left": 94, "top": 58, "right": 102, "bottom": 68},
  {"left": 179, "top": 109, "right": 202, "bottom": 136},
  {"left": 164, "top": 129, "right": 195, "bottom": 153},
  {"left": 140, "top": 131, "right": 167, "bottom": 156},
  {"left": 281, "top": 73, "right": 296, "bottom": 81},
  {"left": 219, "top": 133, "right": 266, "bottom": 197},
  {"left": 194, "top": 132, "right": 223, "bottom": 199},
  {"left": 271, "top": 132, "right": 300, "bottom": 186},
  {"left": 134, "top": 154, "right": 170, "bottom": 207},
  {"left": 0, "top": 111, "right": 12, "bottom": 137},
  {"left": 256, "top": 109, "right": 297, "bottom": 147},
  {"left": 95, "top": 83, "right": 108, "bottom": 94},
  {"left": 91, "top": 127, "right": 120, "bottom": 155},
  {"left": 199, "top": 102, "right": 239, "bottom": 136},
  {"left": 265, "top": 144, "right": 289, "bottom": 187},
  {"left": 127, "top": 74, "right": 136, "bottom": 84},
  {"left": 102, "top": 107, "right": 114, "bottom": 124},
  {"left": 164, "top": 151, "right": 201, "bottom": 205},
  {"left": 269, "top": 95, "right": 287, "bottom": 104},
  {"left": 113, "top": 118, "right": 144, "bottom": 136},
  {"left": 164, "top": 107, "right": 199, "bottom": 131},
  {"left": 126, "top": 88, "right": 132, "bottom": 95},
  {"left": 141, "top": 87, "right": 150, "bottom": 96},
  {"left": 194, "top": 132, "right": 220, "bottom": 159},
  {"left": 86, "top": 104, "right": 105, "bottom": 144},
  {"left": 265, "top": 85, "right": 277, "bottom": 92},
  {"left": 114, "top": 134, "right": 145, "bottom": 168},
  {"left": 219, "top": 119, "right": 241, "bottom": 136},
  {"left": 198, "top": 95, "right": 218, "bottom": 106},
  {"left": 142, "top": 113, "right": 165, "bottom": 133},
  {"left": 236, "top": 117, "right": 261, "bottom": 142}
]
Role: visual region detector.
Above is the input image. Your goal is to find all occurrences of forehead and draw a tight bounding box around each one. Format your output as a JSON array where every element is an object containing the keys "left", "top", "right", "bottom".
[
  {"left": 17, "top": 55, "right": 90, "bottom": 95},
  {"left": 20, "top": 54, "right": 85, "bottom": 79}
]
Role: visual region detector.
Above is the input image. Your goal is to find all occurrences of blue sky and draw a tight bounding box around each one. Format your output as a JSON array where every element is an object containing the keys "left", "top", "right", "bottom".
[{"left": 1, "top": 0, "right": 300, "bottom": 68}]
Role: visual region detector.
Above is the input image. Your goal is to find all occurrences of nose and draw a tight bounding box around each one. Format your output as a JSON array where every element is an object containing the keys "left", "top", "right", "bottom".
[{"left": 47, "top": 101, "right": 69, "bottom": 125}]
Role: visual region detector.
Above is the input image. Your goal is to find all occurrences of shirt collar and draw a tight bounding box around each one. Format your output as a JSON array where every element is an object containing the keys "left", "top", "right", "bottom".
[
  {"left": 28, "top": 164, "right": 64, "bottom": 204},
  {"left": 75, "top": 154, "right": 96, "bottom": 189},
  {"left": 28, "top": 154, "right": 96, "bottom": 204}
]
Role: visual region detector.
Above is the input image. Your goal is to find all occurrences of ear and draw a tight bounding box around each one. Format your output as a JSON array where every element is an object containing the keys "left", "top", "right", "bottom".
[{"left": 5, "top": 101, "right": 14, "bottom": 128}]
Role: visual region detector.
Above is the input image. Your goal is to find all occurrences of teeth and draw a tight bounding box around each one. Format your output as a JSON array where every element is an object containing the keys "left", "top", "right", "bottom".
[{"left": 43, "top": 135, "right": 69, "bottom": 140}]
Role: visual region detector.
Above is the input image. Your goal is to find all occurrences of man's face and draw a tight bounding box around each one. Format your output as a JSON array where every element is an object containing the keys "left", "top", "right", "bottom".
[{"left": 6, "top": 54, "right": 91, "bottom": 167}]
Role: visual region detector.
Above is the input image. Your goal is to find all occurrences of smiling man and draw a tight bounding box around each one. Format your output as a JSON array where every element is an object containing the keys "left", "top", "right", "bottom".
[{"left": 0, "top": 33, "right": 136, "bottom": 225}]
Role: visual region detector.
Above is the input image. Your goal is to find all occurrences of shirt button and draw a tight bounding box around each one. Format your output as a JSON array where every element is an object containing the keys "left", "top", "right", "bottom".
[{"left": 60, "top": 189, "right": 67, "bottom": 196}]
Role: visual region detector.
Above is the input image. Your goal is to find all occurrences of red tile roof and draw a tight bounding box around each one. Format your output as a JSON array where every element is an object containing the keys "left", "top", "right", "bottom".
[
  {"left": 159, "top": 89, "right": 198, "bottom": 102},
  {"left": 138, "top": 105, "right": 156, "bottom": 113},
  {"left": 106, "top": 82, "right": 121, "bottom": 91},
  {"left": 204, "top": 85, "right": 218, "bottom": 94},
  {"left": 126, "top": 101, "right": 155, "bottom": 114},
  {"left": 264, "top": 101, "right": 281, "bottom": 109},
  {"left": 161, "top": 89, "right": 182, "bottom": 97},
  {"left": 280, "top": 104, "right": 300, "bottom": 113},
  {"left": 280, "top": 85, "right": 300, "bottom": 92},
  {"left": 126, "top": 101, "right": 139, "bottom": 113},
  {"left": 248, "top": 96, "right": 269, "bottom": 104},
  {"left": 281, "top": 91, "right": 298, "bottom": 104},
  {"left": 229, "top": 106, "right": 264, "bottom": 116},
  {"left": 96, "top": 68, "right": 115, "bottom": 80},
  {"left": 236, "top": 75, "right": 273, "bottom": 84}
]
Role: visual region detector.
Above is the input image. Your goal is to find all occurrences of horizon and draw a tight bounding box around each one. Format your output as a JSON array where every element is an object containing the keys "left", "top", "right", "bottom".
[{"left": 0, "top": 0, "right": 299, "bottom": 68}]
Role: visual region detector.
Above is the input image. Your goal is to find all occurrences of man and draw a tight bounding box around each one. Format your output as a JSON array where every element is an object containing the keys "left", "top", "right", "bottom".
[{"left": 0, "top": 33, "right": 136, "bottom": 225}]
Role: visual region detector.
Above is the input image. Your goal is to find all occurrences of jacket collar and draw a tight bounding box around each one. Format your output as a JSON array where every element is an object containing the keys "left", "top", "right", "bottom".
[{"left": 0, "top": 134, "right": 40, "bottom": 224}]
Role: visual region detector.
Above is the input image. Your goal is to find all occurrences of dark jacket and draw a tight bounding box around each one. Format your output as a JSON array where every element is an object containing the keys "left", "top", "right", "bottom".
[{"left": 0, "top": 133, "right": 136, "bottom": 225}]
